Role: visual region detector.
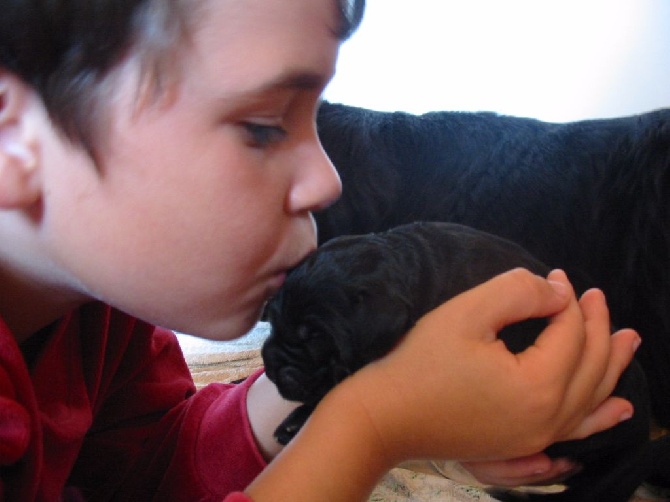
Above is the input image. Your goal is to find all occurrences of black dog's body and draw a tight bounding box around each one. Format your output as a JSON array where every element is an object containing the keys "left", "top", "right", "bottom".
[
  {"left": 263, "top": 222, "right": 651, "bottom": 502},
  {"left": 314, "top": 102, "right": 670, "bottom": 435}
]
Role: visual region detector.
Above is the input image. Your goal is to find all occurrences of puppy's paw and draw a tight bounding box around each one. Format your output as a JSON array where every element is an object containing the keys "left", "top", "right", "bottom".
[{"left": 274, "top": 403, "right": 315, "bottom": 445}]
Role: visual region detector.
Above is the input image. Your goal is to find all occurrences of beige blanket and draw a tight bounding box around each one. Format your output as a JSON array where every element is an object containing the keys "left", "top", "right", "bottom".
[{"left": 177, "top": 324, "right": 269, "bottom": 387}]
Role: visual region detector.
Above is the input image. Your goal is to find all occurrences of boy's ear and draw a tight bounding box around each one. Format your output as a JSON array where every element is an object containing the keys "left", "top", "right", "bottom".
[{"left": 0, "top": 71, "right": 41, "bottom": 209}]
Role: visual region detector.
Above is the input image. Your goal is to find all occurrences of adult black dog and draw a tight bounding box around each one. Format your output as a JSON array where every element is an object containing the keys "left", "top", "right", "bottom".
[
  {"left": 263, "top": 222, "right": 651, "bottom": 502},
  {"left": 314, "top": 102, "right": 670, "bottom": 430}
]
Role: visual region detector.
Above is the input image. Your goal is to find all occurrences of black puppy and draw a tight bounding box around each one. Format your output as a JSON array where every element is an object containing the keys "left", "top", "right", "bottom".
[
  {"left": 314, "top": 103, "right": 670, "bottom": 479},
  {"left": 263, "top": 222, "right": 651, "bottom": 502}
]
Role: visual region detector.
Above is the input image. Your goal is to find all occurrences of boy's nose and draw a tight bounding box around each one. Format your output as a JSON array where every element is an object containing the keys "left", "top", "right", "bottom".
[{"left": 288, "top": 141, "right": 342, "bottom": 214}]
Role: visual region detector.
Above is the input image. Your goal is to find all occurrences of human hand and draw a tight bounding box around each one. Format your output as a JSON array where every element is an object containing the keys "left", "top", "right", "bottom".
[
  {"left": 246, "top": 269, "right": 638, "bottom": 502},
  {"left": 460, "top": 453, "right": 580, "bottom": 487},
  {"left": 339, "top": 268, "right": 640, "bottom": 466}
]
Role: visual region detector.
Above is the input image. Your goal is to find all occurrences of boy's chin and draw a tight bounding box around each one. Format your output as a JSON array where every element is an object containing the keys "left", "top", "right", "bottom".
[{"left": 173, "top": 308, "right": 262, "bottom": 342}]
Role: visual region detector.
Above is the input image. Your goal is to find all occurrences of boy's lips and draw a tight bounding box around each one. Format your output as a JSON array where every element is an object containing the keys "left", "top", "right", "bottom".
[{"left": 266, "top": 248, "right": 314, "bottom": 298}]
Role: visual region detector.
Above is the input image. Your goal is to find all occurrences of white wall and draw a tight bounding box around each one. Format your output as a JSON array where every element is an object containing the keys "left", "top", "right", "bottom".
[{"left": 324, "top": 0, "right": 670, "bottom": 122}]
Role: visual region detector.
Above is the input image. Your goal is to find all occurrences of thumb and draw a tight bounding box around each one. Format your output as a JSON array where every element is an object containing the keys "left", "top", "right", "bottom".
[{"left": 461, "top": 268, "right": 572, "bottom": 340}]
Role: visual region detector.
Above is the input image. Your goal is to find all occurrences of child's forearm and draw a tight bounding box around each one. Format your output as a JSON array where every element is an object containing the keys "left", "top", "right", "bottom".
[
  {"left": 245, "top": 379, "right": 392, "bottom": 502},
  {"left": 247, "top": 373, "right": 301, "bottom": 460}
]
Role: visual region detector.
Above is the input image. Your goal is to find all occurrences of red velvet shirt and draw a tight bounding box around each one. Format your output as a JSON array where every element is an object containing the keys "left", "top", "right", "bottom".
[{"left": 0, "top": 302, "right": 262, "bottom": 501}]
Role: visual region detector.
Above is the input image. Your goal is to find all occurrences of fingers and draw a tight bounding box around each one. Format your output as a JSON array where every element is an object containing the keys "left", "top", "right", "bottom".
[
  {"left": 575, "top": 290, "right": 640, "bottom": 408},
  {"left": 462, "top": 455, "right": 578, "bottom": 487},
  {"left": 573, "top": 288, "right": 614, "bottom": 396},
  {"left": 455, "top": 268, "right": 571, "bottom": 342},
  {"left": 551, "top": 288, "right": 614, "bottom": 412},
  {"left": 354, "top": 266, "right": 640, "bottom": 464},
  {"left": 595, "top": 327, "right": 641, "bottom": 402},
  {"left": 555, "top": 290, "right": 639, "bottom": 439},
  {"left": 563, "top": 396, "right": 634, "bottom": 441},
  {"left": 519, "top": 270, "right": 586, "bottom": 387},
  {"left": 560, "top": 326, "right": 639, "bottom": 441},
  {"left": 518, "top": 275, "right": 641, "bottom": 444}
]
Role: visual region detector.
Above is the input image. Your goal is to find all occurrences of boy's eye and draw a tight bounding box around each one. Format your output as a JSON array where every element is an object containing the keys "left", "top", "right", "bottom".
[{"left": 242, "top": 122, "right": 287, "bottom": 148}]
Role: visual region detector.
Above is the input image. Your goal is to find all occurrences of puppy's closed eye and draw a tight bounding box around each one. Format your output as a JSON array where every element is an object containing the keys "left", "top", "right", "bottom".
[{"left": 296, "top": 325, "right": 314, "bottom": 341}]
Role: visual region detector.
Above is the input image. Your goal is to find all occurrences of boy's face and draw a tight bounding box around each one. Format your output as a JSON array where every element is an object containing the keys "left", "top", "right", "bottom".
[{"left": 36, "top": 0, "right": 343, "bottom": 339}]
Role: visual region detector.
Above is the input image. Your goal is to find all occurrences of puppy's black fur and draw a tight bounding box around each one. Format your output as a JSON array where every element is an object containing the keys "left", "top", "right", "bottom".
[
  {"left": 314, "top": 101, "right": 670, "bottom": 445},
  {"left": 263, "top": 222, "right": 651, "bottom": 502}
]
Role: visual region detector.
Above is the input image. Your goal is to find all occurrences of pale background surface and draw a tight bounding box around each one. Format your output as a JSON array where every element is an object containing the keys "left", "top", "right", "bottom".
[{"left": 325, "top": 0, "right": 670, "bottom": 122}]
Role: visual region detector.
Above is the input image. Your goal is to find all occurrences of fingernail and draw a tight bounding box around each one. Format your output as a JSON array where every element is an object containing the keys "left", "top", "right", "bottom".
[
  {"left": 555, "top": 458, "right": 576, "bottom": 473},
  {"left": 620, "top": 410, "right": 633, "bottom": 422},
  {"left": 633, "top": 336, "right": 642, "bottom": 352},
  {"left": 567, "top": 463, "right": 583, "bottom": 475},
  {"left": 548, "top": 269, "right": 568, "bottom": 281},
  {"left": 548, "top": 280, "right": 568, "bottom": 297}
]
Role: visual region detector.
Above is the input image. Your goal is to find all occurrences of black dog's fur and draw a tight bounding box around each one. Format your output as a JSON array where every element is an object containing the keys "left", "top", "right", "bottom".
[
  {"left": 314, "top": 102, "right": 670, "bottom": 428},
  {"left": 263, "top": 222, "right": 651, "bottom": 502}
]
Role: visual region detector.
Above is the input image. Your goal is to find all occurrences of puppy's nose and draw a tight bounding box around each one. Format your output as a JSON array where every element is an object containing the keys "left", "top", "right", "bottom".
[{"left": 278, "top": 366, "right": 311, "bottom": 401}]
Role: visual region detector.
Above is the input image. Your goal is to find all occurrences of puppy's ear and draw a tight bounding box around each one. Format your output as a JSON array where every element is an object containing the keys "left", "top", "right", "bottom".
[
  {"left": 0, "top": 72, "right": 41, "bottom": 208},
  {"left": 340, "top": 285, "right": 414, "bottom": 367}
]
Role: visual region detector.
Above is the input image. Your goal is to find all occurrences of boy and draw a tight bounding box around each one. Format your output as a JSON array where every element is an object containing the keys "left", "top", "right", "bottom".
[{"left": 0, "top": 0, "right": 639, "bottom": 500}]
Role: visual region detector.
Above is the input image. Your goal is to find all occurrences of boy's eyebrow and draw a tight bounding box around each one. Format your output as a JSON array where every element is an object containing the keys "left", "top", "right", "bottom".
[{"left": 246, "top": 69, "right": 332, "bottom": 95}]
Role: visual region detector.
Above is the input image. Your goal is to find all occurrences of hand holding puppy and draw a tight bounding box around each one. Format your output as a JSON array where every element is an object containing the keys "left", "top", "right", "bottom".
[
  {"left": 341, "top": 268, "right": 638, "bottom": 464},
  {"left": 248, "top": 269, "right": 639, "bottom": 501}
]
